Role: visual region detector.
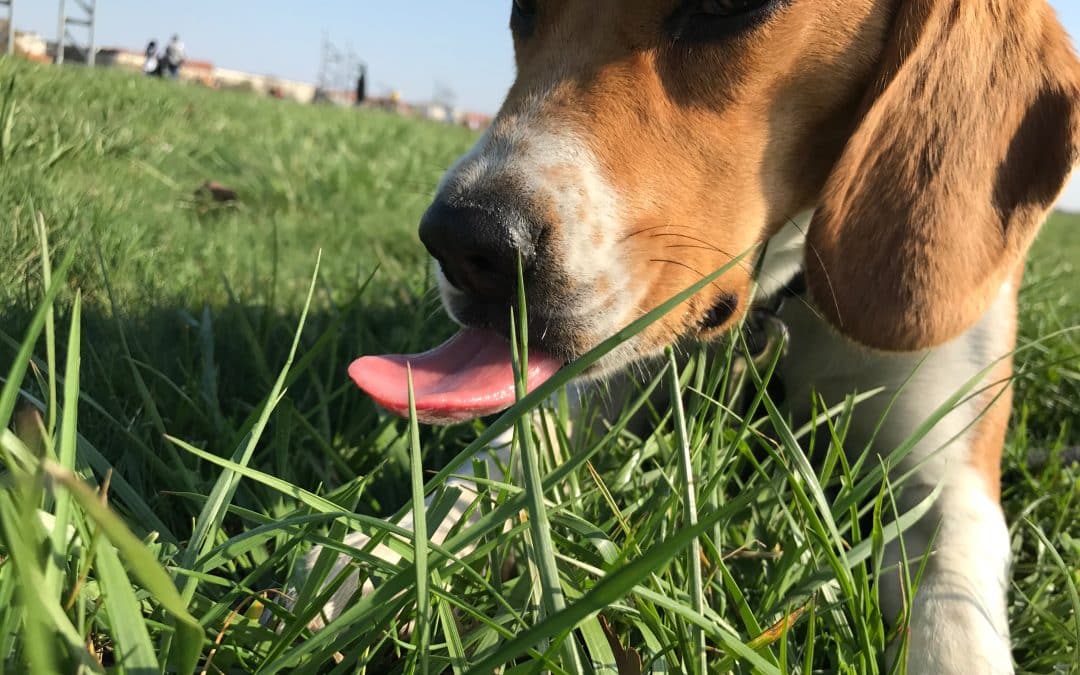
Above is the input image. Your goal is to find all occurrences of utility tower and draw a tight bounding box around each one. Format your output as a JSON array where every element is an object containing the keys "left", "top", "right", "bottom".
[
  {"left": 56, "top": 0, "right": 97, "bottom": 66},
  {"left": 1, "top": 0, "right": 13, "bottom": 56},
  {"left": 317, "top": 33, "right": 365, "bottom": 102}
]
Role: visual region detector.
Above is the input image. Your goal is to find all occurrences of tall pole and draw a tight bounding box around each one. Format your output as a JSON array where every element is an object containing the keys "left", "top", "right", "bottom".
[
  {"left": 85, "top": 0, "right": 94, "bottom": 65},
  {"left": 55, "top": 0, "right": 65, "bottom": 64},
  {"left": 4, "top": 1, "right": 11, "bottom": 56},
  {"left": 55, "top": 0, "right": 95, "bottom": 65},
  {"left": 317, "top": 32, "right": 328, "bottom": 91}
]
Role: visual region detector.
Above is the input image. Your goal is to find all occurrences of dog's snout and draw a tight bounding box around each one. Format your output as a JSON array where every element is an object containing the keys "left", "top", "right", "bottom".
[{"left": 419, "top": 198, "right": 538, "bottom": 300}]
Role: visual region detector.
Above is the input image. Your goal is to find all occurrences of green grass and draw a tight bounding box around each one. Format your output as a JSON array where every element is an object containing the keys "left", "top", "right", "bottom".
[{"left": 0, "top": 57, "right": 1077, "bottom": 673}]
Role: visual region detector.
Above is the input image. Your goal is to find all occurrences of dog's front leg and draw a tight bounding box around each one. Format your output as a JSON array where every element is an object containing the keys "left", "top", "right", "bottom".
[
  {"left": 880, "top": 474, "right": 1013, "bottom": 675},
  {"left": 779, "top": 283, "right": 1017, "bottom": 674}
]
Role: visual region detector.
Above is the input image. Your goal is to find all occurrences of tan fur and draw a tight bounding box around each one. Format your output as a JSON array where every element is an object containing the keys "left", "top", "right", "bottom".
[{"left": 969, "top": 357, "right": 1012, "bottom": 501}]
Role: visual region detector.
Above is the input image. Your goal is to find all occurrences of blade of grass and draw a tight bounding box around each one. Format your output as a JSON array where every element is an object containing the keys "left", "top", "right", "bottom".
[
  {"left": 434, "top": 569, "right": 468, "bottom": 674},
  {"left": 93, "top": 243, "right": 190, "bottom": 482},
  {"left": 170, "top": 435, "right": 530, "bottom": 631},
  {"left": 8, "top": 386, "right": 176, "bottom": 540},
  {"left": 34, "top": 214, "right": 58, "bottom": 436},
  {"left": 511, "top": 257, "right": 584, "bottom": 671},
  {"left": 94, "top": 536, "right": 160, "bottom": 671},
  {"left": 0, "top": 75, "right": 18, "bottom": 163},
  {"left": 666, "top": 346, "right": 705, "bottom": 675},
  {"left": 406, "top": 365, "right": 432, "bottom": 675},
  {"left": 45, "top": 291, "right": 81, "bottom": 602},
  {"left": 0, "top": 498, "right": 60, "bottom": 675}
]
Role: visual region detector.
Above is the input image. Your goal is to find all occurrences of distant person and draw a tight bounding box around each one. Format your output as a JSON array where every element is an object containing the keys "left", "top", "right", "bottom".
[
  {"left": 163, "top": 34, "right": 185, "bottom": 78},
  {"left": 355, "top": 65, "right": 367, "bottom": 105},
  {"left": 143, "top": 39, "right": 161, "bottom": 76}
]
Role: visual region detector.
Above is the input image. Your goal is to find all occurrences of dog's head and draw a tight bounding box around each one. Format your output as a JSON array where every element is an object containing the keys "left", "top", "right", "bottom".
[{"left": 353, "top": 0, "right": 1080, "bottom": 423}]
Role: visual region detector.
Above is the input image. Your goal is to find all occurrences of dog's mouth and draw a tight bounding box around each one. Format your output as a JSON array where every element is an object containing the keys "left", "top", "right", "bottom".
[
  {"left": 348, "top": 327, "right": 565, "bottom": 425},
  {"left": 349, "top": 281, "right": 748, "bottom": 425}
]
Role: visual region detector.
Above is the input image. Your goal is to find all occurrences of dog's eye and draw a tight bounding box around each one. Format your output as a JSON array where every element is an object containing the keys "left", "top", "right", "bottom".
[
  {"left": 700, "top": 0, "right": 770, "bottom": 16},
  {"left": 511, "top": 0, "right": 538, "bottom": 37},
  {"left": 668, "top": 0, "right": 783, "bottom": 43}
]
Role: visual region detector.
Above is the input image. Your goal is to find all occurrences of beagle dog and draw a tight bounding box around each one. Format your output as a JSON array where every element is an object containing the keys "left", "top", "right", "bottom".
[{"left": 301, "top": 1, "right": 1080, "bottom": 672}]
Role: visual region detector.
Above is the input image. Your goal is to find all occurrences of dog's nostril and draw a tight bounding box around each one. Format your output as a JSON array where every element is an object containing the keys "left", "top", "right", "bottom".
[
  {"left": 454, "top": 252, "right": 511, "bottom": 299},
  {"left": 466, "top": 253, "right": 495, "bottom": 274}
]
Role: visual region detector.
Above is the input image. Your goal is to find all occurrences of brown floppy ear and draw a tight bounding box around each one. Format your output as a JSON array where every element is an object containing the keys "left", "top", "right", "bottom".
[{"left": 806, "top": 0, "right": 1080, "bottom": 352}]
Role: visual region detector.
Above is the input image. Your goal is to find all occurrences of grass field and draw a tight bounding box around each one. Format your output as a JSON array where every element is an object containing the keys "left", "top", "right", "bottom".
[{"left": 0, "top": 58, "right": 1077, "bottom": 673}]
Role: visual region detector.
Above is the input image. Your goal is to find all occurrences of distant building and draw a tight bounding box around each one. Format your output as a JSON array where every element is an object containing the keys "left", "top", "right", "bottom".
[
  {"left": 213, "top": 66, "right": 263, "bottom": 91},
  {"left": 267, "top": 79, "right": 316, "bottom": 103},
  {"left": 45, "top": 40, "right": 94, "bottom": 64},
  {"left": 419, "top": 102, "right": 451, "bottom": 123},
  {"left": 0, "top": 24, "right": 49, "bottom": 62},
  {"left": 412, "top": 104, "right": 492, "bottom": 129},
  {"left": 313, "top": 87, "right": 358, "bottom": 106},
  {"left": 362, "top": 93, "right": 411, "bottom": 115},
  {"left": 95, "top": 47, "right": 143, "bottom": 70},
  {"left": 460, "top": 112, "right": 493, "bottom": 131},
  {"left": 215, "top": 67, "right": 315, "bottom": 102},
  {"left": 17, "top": 33, "right": 49, "bottom": 61},
  {"left": 180, "top": 59, "right": 215, "bottom": 87}
]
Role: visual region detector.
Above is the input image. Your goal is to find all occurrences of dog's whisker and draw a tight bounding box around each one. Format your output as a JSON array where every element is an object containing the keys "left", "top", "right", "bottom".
[
  {"left": 619, "top": 222, "right": 704, "bottom": 242},
  {"left": 779, "top": 215, "right": 834, "bottom": 325},
  {"left": 648, "top": 232, "right": 738, "bottom": 257}
]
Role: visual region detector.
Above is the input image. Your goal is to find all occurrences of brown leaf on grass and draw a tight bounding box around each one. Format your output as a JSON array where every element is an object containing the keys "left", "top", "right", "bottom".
[
  {"left": 747, "top": 599, "right": 813, "bottom": 651},
  {"left": 599, "top": 614, "right": 643, "bottom": 675},
  {"left": 198, "top": 180, "right": 239, "bottom": 202},
  {"left": 12, "top": 403, "right": 44, "bottom": 456}
]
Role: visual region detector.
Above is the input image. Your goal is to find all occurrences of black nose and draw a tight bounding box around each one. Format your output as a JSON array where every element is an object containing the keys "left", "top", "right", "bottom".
[{"left": 418, "top": 198, "right": 538, "bottom": 300}]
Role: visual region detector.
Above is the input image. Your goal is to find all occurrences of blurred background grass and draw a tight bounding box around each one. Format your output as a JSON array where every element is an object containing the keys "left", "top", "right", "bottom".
[{"left": 0, "top": 61, "right": 488, "bottom": 559}]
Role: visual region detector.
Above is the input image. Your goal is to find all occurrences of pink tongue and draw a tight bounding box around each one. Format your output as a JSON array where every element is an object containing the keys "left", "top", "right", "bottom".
[{"left": 348, "top": 328, "right": 565, "bottom": 425}]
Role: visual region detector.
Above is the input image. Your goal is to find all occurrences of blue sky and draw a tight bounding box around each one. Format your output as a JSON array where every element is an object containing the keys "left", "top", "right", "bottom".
[{"left": 12, "top": 1, "right": 1080, "bottom": 209}]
